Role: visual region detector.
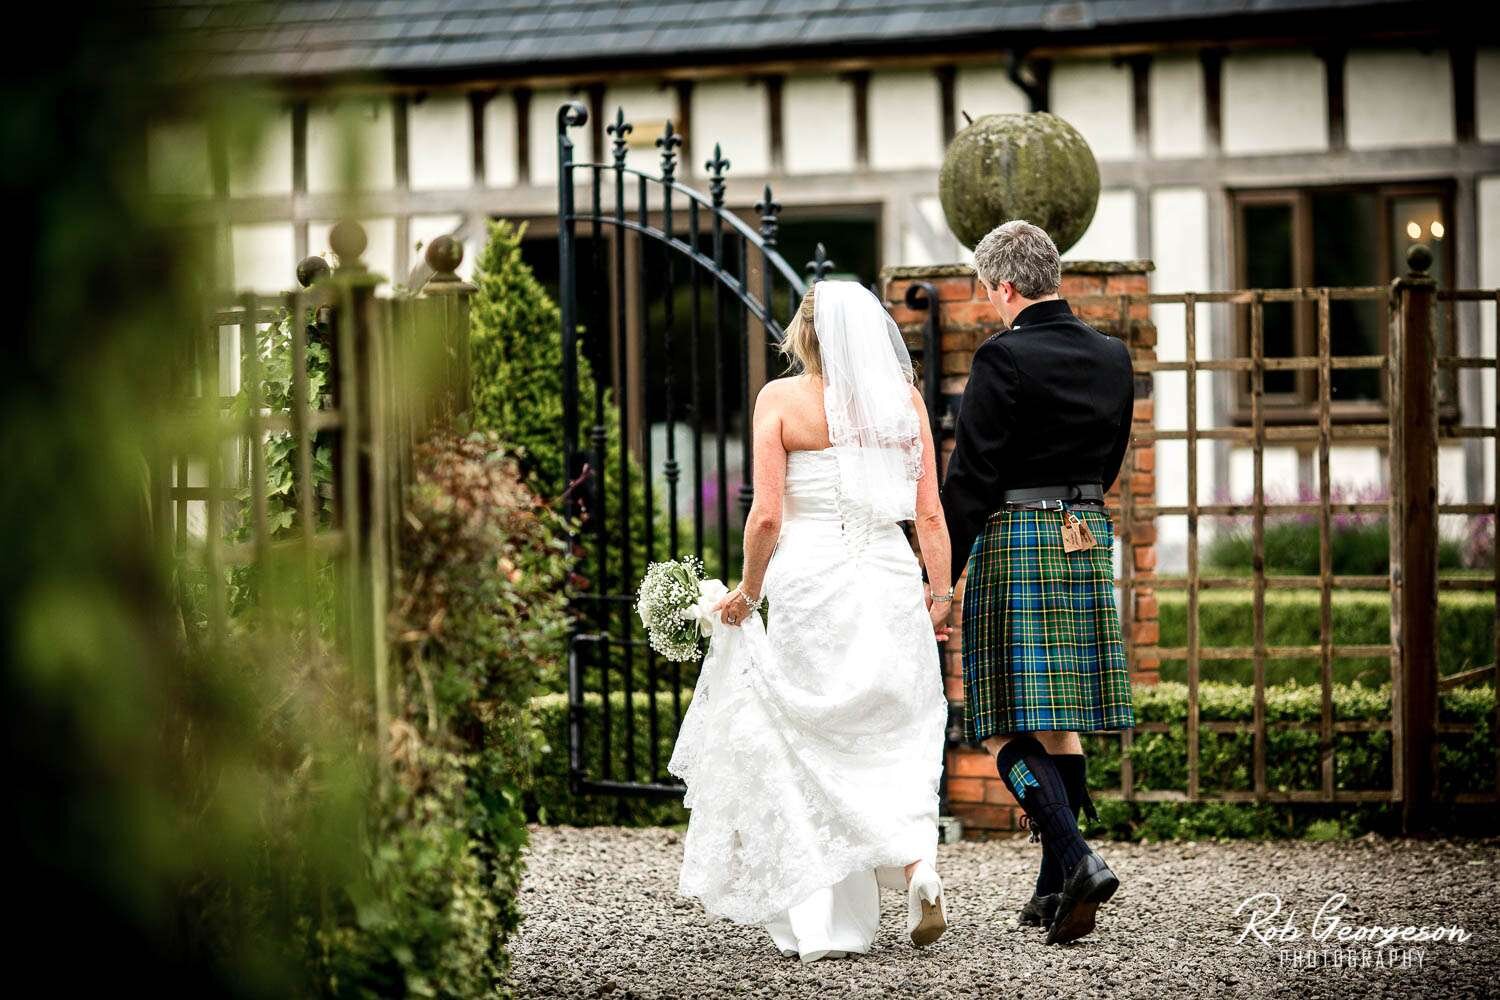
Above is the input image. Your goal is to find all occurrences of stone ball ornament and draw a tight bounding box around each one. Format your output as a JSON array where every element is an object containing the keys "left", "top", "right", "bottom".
[{"left": 938, "top": 112, "right": 1101, "bottom": 253}]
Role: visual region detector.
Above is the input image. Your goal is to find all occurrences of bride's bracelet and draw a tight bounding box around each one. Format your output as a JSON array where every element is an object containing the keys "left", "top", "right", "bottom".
[
  {"left": 929, "top": 587, "right": 954, "bottom": 604},
  {"left": 735, "top": 588, "right": 764, "bottom": 614}
]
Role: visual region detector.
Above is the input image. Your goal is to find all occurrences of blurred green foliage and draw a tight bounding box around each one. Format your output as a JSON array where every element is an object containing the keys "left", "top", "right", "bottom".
[
  {"left": 5, "top": 11, "right": 565, "bottom": 992},
  {"left": 1159, "top": 590, "right": 1496, "bottom": 687},
  {"left": 3, "top": 7, "right": 370, "bottom": 993},
  {"left": 1205, "top": 516, "right": 1463, "bottom": 576}
]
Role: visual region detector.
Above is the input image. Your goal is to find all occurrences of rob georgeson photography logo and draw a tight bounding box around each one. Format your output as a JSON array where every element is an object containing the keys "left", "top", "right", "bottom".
[{"left": 1236, "top": 892, "right": 1472, "bottom": 971}]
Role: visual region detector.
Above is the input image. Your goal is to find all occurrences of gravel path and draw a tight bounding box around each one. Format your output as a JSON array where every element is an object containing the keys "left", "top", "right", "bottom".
[{"left": 509, "top": 826, "right": 1499, "bottom": 1000}]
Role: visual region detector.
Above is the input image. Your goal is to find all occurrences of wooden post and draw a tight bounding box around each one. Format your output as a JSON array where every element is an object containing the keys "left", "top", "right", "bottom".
[
  {"left": 420, "top": 234, "right": 476, "bottom": 426},
  {"left": 1394, "top": 243, "right": 1439, "bottom": 832},
  {"left": 328, "top": 219, "right": 392, "bottom": 753}
]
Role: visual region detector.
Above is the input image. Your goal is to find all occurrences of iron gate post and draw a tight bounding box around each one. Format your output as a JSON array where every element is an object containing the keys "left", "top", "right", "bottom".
[
  {"left": 1392, "top": 243, "right": 1439, "bottom": 832},
  {"left": 902, "top": 279, "right": 957, "bottom": 839},
  {"left": 558, "top": 99, "right": 588, "bottom": 795}
]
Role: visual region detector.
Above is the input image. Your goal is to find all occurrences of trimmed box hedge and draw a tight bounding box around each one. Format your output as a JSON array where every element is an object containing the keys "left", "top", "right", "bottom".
[
  {"left": 527, "top": 683, "right": 1495, "bottom": 840},
  {"left": 1157, "top": 590, "right": 1495, "bottom": 687},
  {"left": 1081, "top": 681, "right": 1493, "bottom": 839}
]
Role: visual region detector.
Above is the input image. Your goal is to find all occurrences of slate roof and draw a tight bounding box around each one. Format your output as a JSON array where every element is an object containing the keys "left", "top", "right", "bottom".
[{"left": 157, "top": 0, "right": 1420, "bottom": 81}]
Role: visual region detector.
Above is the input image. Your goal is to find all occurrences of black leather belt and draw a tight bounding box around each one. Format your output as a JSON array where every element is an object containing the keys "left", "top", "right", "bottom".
[{"left": 1002, "top": 483, "right": 1105, "bottom": 509}]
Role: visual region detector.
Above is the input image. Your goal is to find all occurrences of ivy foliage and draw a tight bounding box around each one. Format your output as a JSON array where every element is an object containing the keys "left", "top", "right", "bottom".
[{"left": 225, "top": 307, "right": 337, "bottom": 621}]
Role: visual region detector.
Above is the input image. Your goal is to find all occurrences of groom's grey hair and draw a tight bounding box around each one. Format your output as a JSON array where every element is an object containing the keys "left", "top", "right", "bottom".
[{"left": 971, "top": 220, "right": 1061, "bottom": 299}]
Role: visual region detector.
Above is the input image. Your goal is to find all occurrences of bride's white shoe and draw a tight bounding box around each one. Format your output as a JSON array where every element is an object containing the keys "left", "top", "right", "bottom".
[{"left": 906, "top": 861, "right": 947, "bottom": 947}]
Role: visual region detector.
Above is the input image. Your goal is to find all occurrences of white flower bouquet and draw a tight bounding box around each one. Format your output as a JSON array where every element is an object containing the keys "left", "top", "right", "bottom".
[{"left": 635, "top": 556, "right": 729, "bottom": 662}]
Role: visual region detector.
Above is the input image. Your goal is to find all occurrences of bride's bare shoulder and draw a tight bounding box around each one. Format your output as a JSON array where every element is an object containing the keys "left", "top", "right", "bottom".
[{"left": 756, "top": 374, "right": 812, "bottom": 409}]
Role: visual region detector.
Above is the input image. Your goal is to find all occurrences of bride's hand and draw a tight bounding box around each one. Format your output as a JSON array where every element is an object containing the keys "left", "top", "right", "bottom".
[
  {"left": 714, "top": 586, "right": 753, "bottom": 628},
  {"left": 929, "top": 598, "right": 953, "bottom": 643}
]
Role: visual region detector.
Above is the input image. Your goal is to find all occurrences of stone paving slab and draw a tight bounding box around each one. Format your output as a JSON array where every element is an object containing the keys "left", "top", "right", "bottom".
[{"left": 509, "top": 826, "right": 1499, "bottom": 1000}]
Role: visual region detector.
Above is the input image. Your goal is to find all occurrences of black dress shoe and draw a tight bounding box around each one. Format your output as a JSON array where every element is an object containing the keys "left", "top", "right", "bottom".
[
  {"left": 1018, "top": 892, "right": 1059, "bottom": 927},
  {"left": 1045, "top": 851, "right": 1119, "bottom": 945}
]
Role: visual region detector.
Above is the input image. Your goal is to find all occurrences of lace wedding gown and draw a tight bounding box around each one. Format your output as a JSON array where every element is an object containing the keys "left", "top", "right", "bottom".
[{"left": 668, "top": 447, "right": 947, "bottom": 959}]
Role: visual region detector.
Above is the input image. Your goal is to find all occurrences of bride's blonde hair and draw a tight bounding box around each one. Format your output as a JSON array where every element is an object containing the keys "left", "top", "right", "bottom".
[{"left": 777, "top": 286, "right": 820, "bottom": 377}]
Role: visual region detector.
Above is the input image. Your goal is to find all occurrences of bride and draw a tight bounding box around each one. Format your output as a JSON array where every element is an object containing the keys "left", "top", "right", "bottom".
[{"left": 667, "top": 279, "right": 953, "bottom": 962}]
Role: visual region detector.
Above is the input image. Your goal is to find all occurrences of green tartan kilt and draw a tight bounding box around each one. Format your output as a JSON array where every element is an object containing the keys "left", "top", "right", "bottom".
[{"left": 960, "top": 507, "right": 1135, "bottom": 742}]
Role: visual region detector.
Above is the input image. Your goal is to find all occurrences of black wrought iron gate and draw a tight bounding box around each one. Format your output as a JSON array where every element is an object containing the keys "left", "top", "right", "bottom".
[{"left": 556, "top": 100, "right": 828, "bottom": 798}]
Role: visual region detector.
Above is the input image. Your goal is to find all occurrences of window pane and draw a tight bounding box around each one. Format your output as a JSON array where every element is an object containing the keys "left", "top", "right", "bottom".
[
  {"left": 1243, "top": 202, "right": 1296, "bottom": 395},
  {"left": 776, "top": 215, "right": 879, "bottom": 289},
  {"left": 1312, "top": 191, "right": 1381, "bottom": 401}
]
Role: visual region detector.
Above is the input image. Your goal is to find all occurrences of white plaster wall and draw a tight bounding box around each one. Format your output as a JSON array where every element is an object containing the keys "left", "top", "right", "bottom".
[
  {"left": 1346, "top": 49, "right": 1454, "bottom": 150},
  {"left": 868, "top": 70, "right": 943, "bottom": 170},
  {"left": 602, "top": 82, "right": 677, "bottom": 175},
  {"left": 408, "top": 213, "right": 478, "bottom": 284},
  {"left": 529, "top": 88, "right": 594, "bottom": 185},
  {"left": 1148, "top": 187, "right": 1212, "bottom": 571},
  {"left": 693, "top": 78, "right": 770, "bottom": 176},
  {"left": 227, "top": 106, "right": 293, "bottom": 197},
  {"left": 1222, "top": 51, "right": 1328, "bottom": 155},
  {"left": 230, "top": 223, "right": 295, "bottom": 293},
  {"left": 1479, "top": 49, "right": 1500, "bottom": 143},
  {"left": 148, "top": 118, "right": 212, "bottom": 197},
  {"left": 1229, "top": 445, "right": 1300, "bottom": 501},
  {"left": 1149, "top": 55, "right": 1206, "bottom": 159},
  {"left": 483, "top": 92, "right": 518, "bottom": 188},
  {"left": 307, "top": 97, "right": 396, "bottom": 193},
  {"left": 1439, "top": 444, "right": 1466, "bottom": 505},
  {"left": 783, "top": 75, "right": 855, "bottom": 174},
  {"left": 409, "top": 94, "right": 473, "bottom": 191},
  {"left": 906, "top": 193, "right": 962, "bottom": 264},
  {"left": 1050, "top": 59, "right": 1135, "bottom": 161},
  {"left": 954, "top": 65, "right": 1028, "bottom": 120},
  {"left": 1063, "top": 189, "right": 1136, "bottom": 261},
  {"left": 901, "top": 196, "right": 945, "bottom": 266},
  {"left": 308, "top": 217, "right": 397, "bottom": 284},
  {"left": 1323, "top": 446, "right": 1385, "bottom": 492},
  {"left": 902, "top": 229, "right": 935, "bottom": 267}
]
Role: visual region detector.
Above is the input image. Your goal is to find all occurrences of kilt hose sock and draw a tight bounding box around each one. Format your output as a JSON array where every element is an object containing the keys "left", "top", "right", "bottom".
[
  {"left": 996, "top": 736, "right": 1091, "bottom": 875},
  {"left": 1034, "top": 754, "right": 1089, "bottom": 895}
]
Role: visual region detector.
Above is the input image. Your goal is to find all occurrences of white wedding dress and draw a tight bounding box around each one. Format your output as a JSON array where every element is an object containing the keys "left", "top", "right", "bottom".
[{"left": 668, "top": 446, "right": 948, "bottom": 959}]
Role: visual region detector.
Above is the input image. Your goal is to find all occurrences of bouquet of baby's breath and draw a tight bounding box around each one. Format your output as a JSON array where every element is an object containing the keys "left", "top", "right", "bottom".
[{"left": 635, "top": 556, "right": 727, "bottom": 662}]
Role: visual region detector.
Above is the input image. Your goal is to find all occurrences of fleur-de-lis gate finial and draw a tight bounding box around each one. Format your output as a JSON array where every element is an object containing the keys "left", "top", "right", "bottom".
[
  {"left": 756, "top": 184, "right": 782, "bottom": 249},
  {"left": 806, "top": 242, "right": 834, "bottom": 282},
  {"left": 656, "top": 120, "right": 682, "bottom": 183},
  {"left": 607, "top": 106, "right": 633, "bottom": 165},
  {"left": 705, "top": 143, "right": 730, "bottom": 207}
]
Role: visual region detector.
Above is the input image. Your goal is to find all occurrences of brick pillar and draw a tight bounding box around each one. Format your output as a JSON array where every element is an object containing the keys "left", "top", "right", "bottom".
[{"left": 882, "top": 260, "right": 1158, "bottom": 837}]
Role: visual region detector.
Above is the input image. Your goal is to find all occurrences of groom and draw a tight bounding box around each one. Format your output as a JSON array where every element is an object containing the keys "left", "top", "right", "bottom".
[{"left": 941, "top": 221, "right": 1136, "bottom": 945}]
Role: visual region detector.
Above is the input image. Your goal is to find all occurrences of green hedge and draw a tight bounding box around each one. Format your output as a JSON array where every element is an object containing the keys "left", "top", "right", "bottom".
[
  {"left": 527, "top": 682, "right": 1495, "bottom": 840},
  {"left": 1081, "top": 681, "right": 1493, "bottom": 840},
  {"left": 1158, "top": 590, "right": 1495, "bottom": 687}
]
